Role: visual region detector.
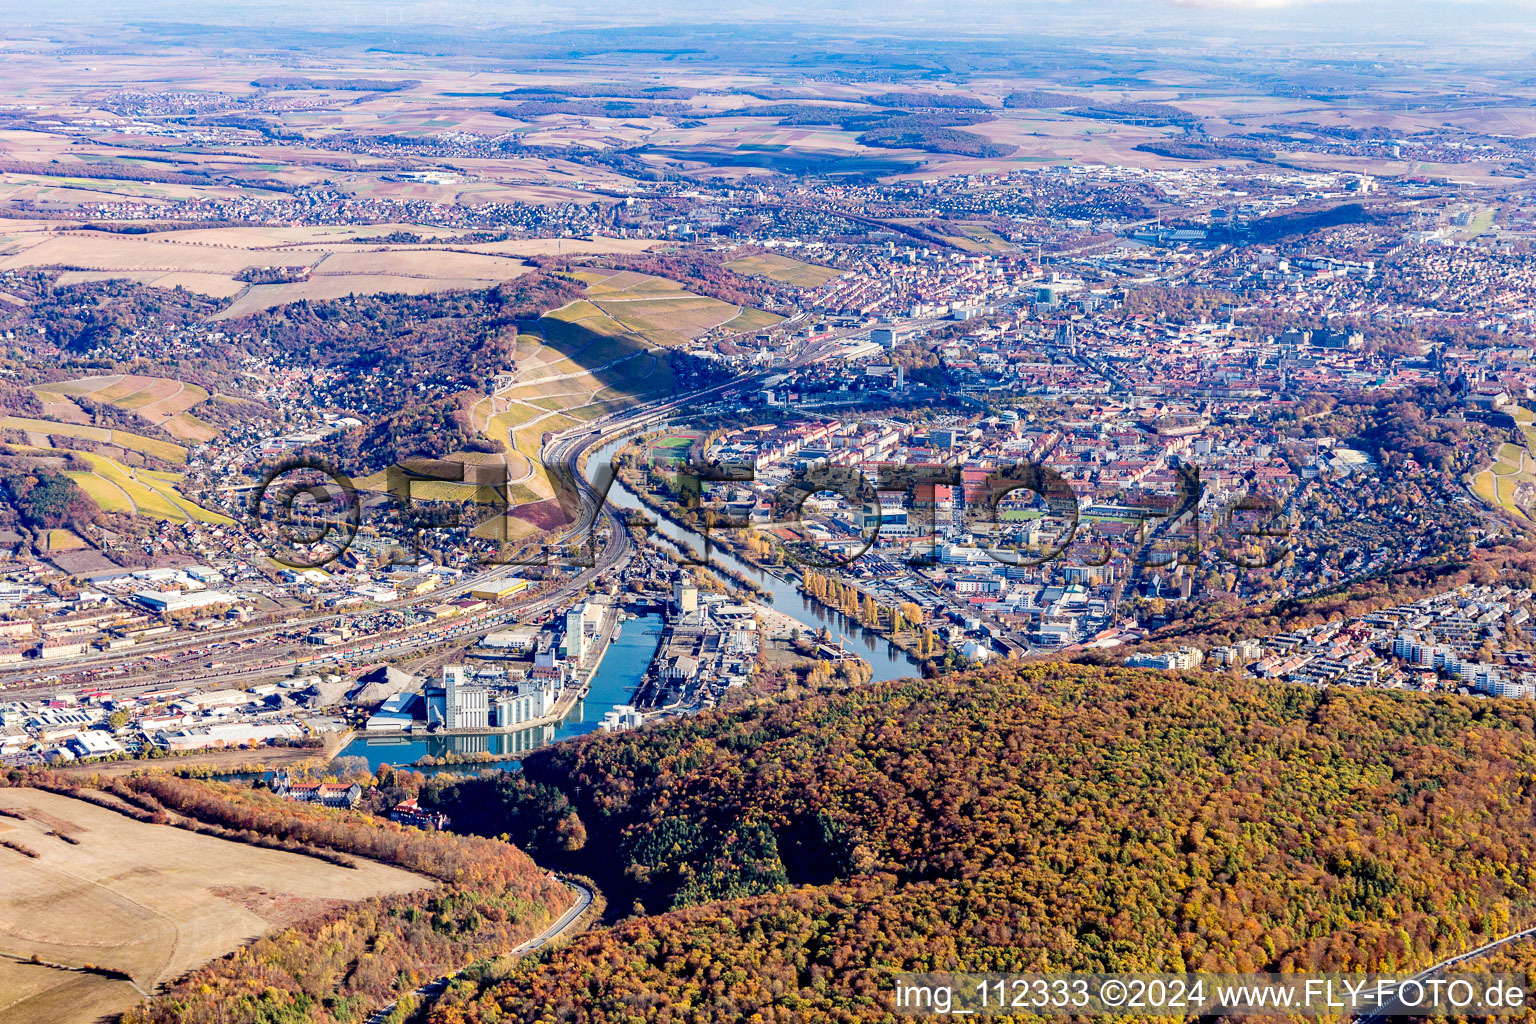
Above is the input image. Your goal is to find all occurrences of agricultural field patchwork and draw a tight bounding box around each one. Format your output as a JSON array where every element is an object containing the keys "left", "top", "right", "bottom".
[
  {"left": 573, "top": 266, "right": 782, "bottom": 347},
  {"left": 0, "top": 224, "right": 661, "bottom": 315},
  {"left": 32, "top": 374, "right": 218, "bottom": 443},
  {"left": 0, "top": 788, "right": 428, "bottom": 1024},
  {"left": 0, "top": 415, "right": 187, "bottom": 465}
]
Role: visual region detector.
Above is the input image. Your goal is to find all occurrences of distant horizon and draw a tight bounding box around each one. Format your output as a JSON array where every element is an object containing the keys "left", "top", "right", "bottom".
[{"left": 8, "top": 0, "right": 1536, "bottom": 52}]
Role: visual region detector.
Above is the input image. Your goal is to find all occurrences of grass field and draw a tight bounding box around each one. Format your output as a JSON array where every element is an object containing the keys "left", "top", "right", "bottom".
[
  {"left": 1470, "top": 467, "right": 1528, "bottom": 521},
  {"left": 0, "top": 788, "right": 428, "bottom": 1024},
  {"left": 3, "top": 435, "right": 224, "bottom": 524},
  {"left": 722, "top": 306, "right": 785, "bottom": 333},
  {"left": 1511, "top": 405, "right": 1536, "bottom": 452},
  {"left": 0, "top": 415, "right": 187, "bottom": 464},
  {"left": 949, "top": 223, "right": 1018, "bottom": 254},
  {"left": 649, "top": 431, "right": 702, "bottom": 464},
  {"left": 724, "top": 252, "right": 839, "bottom": 287},
  {"left": 64, "top": 467, "right": 135, "bottom": 514},
  {"left": 595, "top": 294, "right": 752, "bottom": 347},
  {"left": 1452, "top": 207, "right": 1496, "bottom": 238},
  {"left": 44, "top": 528, "right": 85, "bottom": 551}
]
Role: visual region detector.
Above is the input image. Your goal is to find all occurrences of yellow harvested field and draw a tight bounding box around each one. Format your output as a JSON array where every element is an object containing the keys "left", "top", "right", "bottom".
[
  {"left": 78, "top": 453, "right": 183, "bottom": 519},
  {"left": 1, "top": 416, "right": 110, "bottom": 444},
  {"left": 314, "top": 248, "right": 531, "bottom": 280},
  {"left": 0, "top": 232, "right": 307, "bottom": 276},
  {"left": 45, "top": 528, "right": 85, "bottom": 551},
  {"left": 559, "top": 267, "right": 779, "bottom": 347},
  {"left": 580, "top": 269, "right": 688, "bottom": 297},
  {"left": 723, "top": 306, "right": 785, "bottom": 333},
  {"left": 0, "top": 959, "right": 135, "bottom": 1024},
  {"left": 0, "top": 788, "right": 429, "bottom": 1024},
  {"left": 52, "top": 269, "right": 247, "bottom": 298},
  {"left": 0, "top": 227, "right": 613, "bottom": 315},
  {"left": 62, "top": 449, "right": 233, "bottom": 524},
  {"left": 64, "top": 469, "right": 134, "bottom": 514},
  {"left": 461, "top": 236, "right": 663, "bottom": 258},
  {"left": 160, "top": 224, "right": 473, "bottom": 247},
  {"left": 0, "top": 415, "right": 188, "bottom": 464},
  {"left": 1470, "top": 405, "right": 1536, "bottom": 522},
  {"left": 595, "top": 294, "right": 748, "bottom": 347}
]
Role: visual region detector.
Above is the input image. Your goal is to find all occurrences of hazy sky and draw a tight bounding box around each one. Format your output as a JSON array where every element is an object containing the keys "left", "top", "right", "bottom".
[{"left": 11, "top": 0, "right": 1536, "bottom": 49}]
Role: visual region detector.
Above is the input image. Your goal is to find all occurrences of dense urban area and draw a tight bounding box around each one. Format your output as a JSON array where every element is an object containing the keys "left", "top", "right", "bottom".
[{"left": 8, "top": 7, "right": 1536, "bottom": 1024}]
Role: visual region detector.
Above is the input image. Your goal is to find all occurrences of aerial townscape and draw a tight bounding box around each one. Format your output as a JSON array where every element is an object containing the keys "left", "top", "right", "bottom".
[{"left": 9, "top": 2, "right": 1536, "bottom": 1023}]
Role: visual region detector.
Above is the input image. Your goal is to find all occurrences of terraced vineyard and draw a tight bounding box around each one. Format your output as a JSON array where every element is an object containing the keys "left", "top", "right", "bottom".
[
  {"left": 1, "top": 415, "right": 187, "bottom": 464},
  {"left": 1471, "top": 406, "right": 1536, "bottom": 522},
  {"left": 3, "top": 439, "right": 232, "bottom": 524},
  {"left": 31, "top": 374, "right": 219, "bottom": 442},
  {"left": 724, "top": 251, "right": 841, "bottom": 287}
]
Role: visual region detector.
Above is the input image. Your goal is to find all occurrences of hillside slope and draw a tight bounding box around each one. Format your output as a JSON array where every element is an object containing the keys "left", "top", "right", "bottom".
[{"left": 426, "top": 663, "right": 1536, "bottom": 1023}]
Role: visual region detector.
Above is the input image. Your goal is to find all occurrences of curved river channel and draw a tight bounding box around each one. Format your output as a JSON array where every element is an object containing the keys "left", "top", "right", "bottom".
[{"left": 335, "top": 430, "right": 917, "bottom": 773}]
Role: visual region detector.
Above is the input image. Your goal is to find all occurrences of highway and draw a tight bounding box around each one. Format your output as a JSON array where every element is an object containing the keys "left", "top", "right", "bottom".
[{"left": 1353, "top": 924, "right": 1536, "bottom": 1022}]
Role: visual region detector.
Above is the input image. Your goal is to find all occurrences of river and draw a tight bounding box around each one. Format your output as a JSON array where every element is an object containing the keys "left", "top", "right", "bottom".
[
  {"left": 334, "top": 425, "right": 918, "bottom": 772},
  {"left": 334, "top": 612, "right": 664, "bottom": 772},
  {"left": 587, "top": 433, "right": 920, "bottom": 683}
]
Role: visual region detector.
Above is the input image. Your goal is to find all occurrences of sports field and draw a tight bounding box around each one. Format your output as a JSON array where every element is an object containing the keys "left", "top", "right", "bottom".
[{"left": 649, "top": 431, "right": 701, "bottom": 464}]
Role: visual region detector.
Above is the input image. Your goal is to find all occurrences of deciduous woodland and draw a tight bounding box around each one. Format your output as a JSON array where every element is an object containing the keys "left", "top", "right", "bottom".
[
  {"left": 421, "top": 662, "right": 1536, "bottom": 1023},
  {"left": 1, "top": 772, "right": 567, "bottom": 1024}
]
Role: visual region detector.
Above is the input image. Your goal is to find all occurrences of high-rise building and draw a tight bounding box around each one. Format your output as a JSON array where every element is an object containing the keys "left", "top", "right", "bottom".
[{"left": 564, "top": 602, "right": 605, "bottom": 664}]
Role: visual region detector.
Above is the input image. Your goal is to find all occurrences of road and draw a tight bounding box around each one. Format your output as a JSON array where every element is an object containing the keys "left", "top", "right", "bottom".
[
  {"left": 1354, "top": 924, "right": 1536, "bottom": 1022},
  {"left": 1, "top": 313, "right": 921, "bottom": 700},
  {"left": 364, "top": 878, "right": 593, "bottom": 1024},
  {"left": 0, "top": 371, "right": 717, "bottom": 699}
]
